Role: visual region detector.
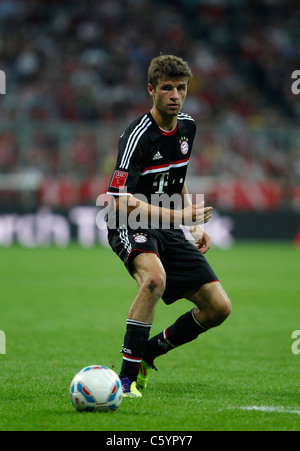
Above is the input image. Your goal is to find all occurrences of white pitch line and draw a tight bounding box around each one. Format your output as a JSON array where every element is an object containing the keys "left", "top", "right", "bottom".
[{"left": 239, "top": 406, "right": 300, "bottom": 416}]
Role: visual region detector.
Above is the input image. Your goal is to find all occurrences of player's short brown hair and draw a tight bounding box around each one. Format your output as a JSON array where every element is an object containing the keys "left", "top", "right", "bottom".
[{"left": 148, "top": 55, "right": 193, "bottom": 88}]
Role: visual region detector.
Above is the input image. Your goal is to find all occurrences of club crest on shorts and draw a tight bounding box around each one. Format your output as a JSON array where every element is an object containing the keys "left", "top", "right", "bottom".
[
  {"left": 179, "top": 137, "right": 189, "bottom": 155},
  {"left": 133, "top": 233, "right": 147, "bottom": 244}
]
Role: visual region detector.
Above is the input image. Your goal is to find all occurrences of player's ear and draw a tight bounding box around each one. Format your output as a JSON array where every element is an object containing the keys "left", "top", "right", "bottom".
[{"left": 148, "top": 83, "right": 155, "bottom": 98}]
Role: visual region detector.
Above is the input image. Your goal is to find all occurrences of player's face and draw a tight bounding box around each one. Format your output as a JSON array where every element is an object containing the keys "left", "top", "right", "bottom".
[{"left": 148, "top": 77, "right": 188, "bottom": 117}]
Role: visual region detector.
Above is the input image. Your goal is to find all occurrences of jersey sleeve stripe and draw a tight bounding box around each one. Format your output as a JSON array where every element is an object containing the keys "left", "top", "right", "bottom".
[
  {"left": 120, "top": 114, "right": 148, "bottom": 168},
  {"left": 120, "top": 115, "right": 151, "bottom": 170},
  {"left": 122, "top": 117, "right": 151, "bottom": 169},
  {"left": 106, "top": 191, "right": 133, "bottom": 197},
  {"left": 177, "top": 112, "right": 195, "bottom": 122}
]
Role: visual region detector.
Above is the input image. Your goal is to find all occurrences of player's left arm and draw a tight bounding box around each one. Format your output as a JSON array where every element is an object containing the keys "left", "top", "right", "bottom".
[{"left": 181, "top": 182, "right": 211, "bottom": 254}]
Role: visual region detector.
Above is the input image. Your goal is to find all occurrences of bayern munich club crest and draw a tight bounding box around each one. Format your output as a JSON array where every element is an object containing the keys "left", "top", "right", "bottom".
[
  {"left": 133, "top": 233, "right": 147, "bottom": 244},
  {"left": 179, "top": 137, "right": 189, "bottom": 155}
]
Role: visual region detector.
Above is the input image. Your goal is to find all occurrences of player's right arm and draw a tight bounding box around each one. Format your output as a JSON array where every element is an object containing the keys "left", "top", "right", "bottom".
[{"left": 115, "top": 195, "right": 212, "bottom": 227}]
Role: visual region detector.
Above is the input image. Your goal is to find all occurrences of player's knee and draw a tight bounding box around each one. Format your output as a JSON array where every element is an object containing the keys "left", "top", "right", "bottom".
[
  {"left": 209, "top": 294, "right": 231, "bottom": 326},
  {"left": 142, "top": 271, "right": 166, "bottom": 300}
]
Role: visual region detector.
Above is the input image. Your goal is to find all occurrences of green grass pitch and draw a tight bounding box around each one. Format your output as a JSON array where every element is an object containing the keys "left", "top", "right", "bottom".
[{"left": 0, "top": 242, "right": 299, "bottom": 431}]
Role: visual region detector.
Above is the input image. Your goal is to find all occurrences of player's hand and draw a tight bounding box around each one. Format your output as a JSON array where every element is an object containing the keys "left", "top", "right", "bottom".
[
  {"left": 190, "top": 226, "right": 211, "bottom": 254},
  {"left": 182, "top": 202, "right": 213, "bottom": 226}
]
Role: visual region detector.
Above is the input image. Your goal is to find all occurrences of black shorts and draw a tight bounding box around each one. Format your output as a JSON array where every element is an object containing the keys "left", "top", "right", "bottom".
[{"left": 107, "top": 227, "right": 219, "bottom": 305}]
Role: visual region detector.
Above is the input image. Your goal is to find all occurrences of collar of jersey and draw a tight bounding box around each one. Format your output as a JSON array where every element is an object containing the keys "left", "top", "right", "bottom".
[
  {"left": 148, "top": 112, "right": 178, "bottom": 137},
  {"left": 159, "top": 124, "right": 178, "bottom": 136}
]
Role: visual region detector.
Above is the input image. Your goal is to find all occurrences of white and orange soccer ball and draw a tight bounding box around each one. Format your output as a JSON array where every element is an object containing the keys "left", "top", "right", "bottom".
[{"left": 70, "top": 365, "right": 123, "bottom": 412}]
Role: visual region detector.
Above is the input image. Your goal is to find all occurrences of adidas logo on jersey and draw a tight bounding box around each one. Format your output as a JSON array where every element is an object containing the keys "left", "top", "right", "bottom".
[{"left": 153, "top": 151, "right": 163, "bottom": 160}]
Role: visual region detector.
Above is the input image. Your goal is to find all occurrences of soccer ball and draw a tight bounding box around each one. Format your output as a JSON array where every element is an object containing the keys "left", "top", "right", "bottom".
[{"left": 70, "top": 365, "right": 123, "bottom": 412}]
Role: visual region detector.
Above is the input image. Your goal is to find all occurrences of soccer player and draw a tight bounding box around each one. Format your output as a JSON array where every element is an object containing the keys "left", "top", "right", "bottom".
[{"left": 106, "top": 55, "right": 231, "bottom": 397}]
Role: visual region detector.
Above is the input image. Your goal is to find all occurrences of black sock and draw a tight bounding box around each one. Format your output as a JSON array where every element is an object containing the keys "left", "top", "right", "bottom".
[
  {"left": 119, "top": 319, "right": 152, "bottom": 381},
  {"left": 142, "top": 309, "right": 208, "bottom": 365}
]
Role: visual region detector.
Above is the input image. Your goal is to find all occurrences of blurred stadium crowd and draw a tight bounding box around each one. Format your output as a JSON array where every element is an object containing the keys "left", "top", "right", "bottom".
[{"left": 0, "top": 0, "right": 300, "bottom": 211}]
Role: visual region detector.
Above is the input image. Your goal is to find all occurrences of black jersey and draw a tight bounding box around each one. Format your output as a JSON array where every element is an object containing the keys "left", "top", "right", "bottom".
[{"left": 106, "top": 111, "right": 196, "bottom": 228}]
